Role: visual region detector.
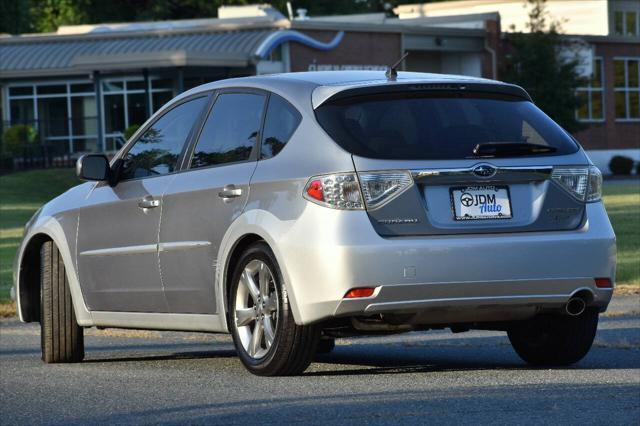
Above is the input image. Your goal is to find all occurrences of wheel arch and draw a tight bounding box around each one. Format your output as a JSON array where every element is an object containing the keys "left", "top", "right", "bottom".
[
  {"left": 217, "top": 211, "right": 304, "bottom": 329},
  {"left": 222, "top": 233, "right": 264, "bottom": 317},
  {"left": 16, "top": 233, "right": 51, "bottom": 322},
  {"left": 16, "top": 220, "right": 93, "bottom": 326}
]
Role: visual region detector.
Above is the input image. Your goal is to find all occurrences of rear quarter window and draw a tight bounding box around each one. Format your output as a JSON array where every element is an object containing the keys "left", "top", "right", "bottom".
[
  {"left": 261, "top": 94, "right": 301, "bottom": 159},
  {"left": 315, "top": 92, "right": 579, "bottom": 159}
]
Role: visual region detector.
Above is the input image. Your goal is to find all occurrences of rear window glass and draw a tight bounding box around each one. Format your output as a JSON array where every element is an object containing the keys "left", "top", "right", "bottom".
[{"left": 315, "top": 92, "right": 578, "bottom": 159}]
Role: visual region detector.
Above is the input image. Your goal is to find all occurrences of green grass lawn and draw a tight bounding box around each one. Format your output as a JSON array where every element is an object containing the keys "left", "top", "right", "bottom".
[
  {"left": 0, "top": 169, "right": 80, "bottom": 302},
  {"left": 0, "top": 169, "right": 638, "bottom": 303},
  {"left": 601, "top": 182, "right": 640, "bottom": 286}
]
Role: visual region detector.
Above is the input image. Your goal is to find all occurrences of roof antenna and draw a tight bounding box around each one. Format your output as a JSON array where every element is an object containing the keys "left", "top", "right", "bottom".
[
  {"left": 286, "top": 2, "right": 294, "bottom": 20},
  {"left": 385, "top": 52, "right": 409, "bottom": 81}
]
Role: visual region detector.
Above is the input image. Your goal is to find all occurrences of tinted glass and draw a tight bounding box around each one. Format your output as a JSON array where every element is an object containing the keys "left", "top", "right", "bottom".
[
  {"left": 152, "top": 91, "right": 172, "bottom": 112},
  {"left": 104, "top": 94, "right": 125, "bottom": 134},
  {"left": 615, "top": 91, "right": 626, "bottom": 118},
  {"left": 9, "top": 86, "right": 33, "bottom": 96},
  {"left": 10, "top": 99, "right": 35, "bottom": 125},
  {"left": 626, "top": 11, "right": 637, "bottom": 36},
  {"left": 36, "top": 85, "right": 66, "bottom": 95},
  {"left": 261, "top": 94, "right": 301, "bottom": 159},
  {"left": 191, "top": 93, "right": 265, "bottom": 168},
  {"left": 629, "top": 60, "right": 639, "bottom": 87},
  {"left": 70, "top": 83, "right": 94, "bottom": 93},
  {"left": 127, "top": 93, "right": 147, "bottom": 127},
  {"left": 614, "top": 60, "right": 625, "bottom": 87},
  {"left": 614, "top": 11, "right": 624, "bottom": 35},
  {"left": 127, "top": 80, "right": 146, "bottom": 91},
  {"left": 38, "top": 97, "right": 69, "bottom": 137},
  {"left": 120, "top": 96, "right": 207, "bottom": 180},
  {"left": 315, "top": 92, "right": 578, "bottom": 159}
]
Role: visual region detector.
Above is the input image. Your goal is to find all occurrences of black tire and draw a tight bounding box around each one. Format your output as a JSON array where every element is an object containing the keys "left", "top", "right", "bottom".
[
  {"left": 507, "top": 309, "right": 598, "bottom": 366},
  {"left": 40, "top": 241, "right": 84, "bottom": 363},
  {"left": 316, "top": 336, "right": 336, "bottom": 354},
  {"left": 229, "top": 242, "right": 320, "bottom": 376}
]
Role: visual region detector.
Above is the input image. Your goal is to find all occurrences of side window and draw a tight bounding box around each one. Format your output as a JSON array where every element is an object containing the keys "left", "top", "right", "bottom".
[
  {"left": 261, "top": 94, "right": 301, "bottom": 159},
  {"left": 120, "top": 96, "right": 208, "bottom": 180},
  {"left": 190, "top": 93, "right": 266, "bottom": 168}
]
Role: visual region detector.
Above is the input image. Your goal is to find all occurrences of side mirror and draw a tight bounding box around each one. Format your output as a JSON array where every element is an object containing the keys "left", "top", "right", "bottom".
[{"left": 76, "top": 154, "right": 110, "bottom": 181}]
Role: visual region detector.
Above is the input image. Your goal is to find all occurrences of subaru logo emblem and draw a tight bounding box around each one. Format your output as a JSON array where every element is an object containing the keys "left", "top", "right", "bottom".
[{"left": 473, "top": 164, "right": 497, "bottom": 178}]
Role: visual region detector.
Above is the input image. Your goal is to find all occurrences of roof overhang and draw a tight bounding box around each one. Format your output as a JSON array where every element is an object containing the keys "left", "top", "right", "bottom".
[
  {"left": 292, "top": 19, "right": 486, "bottom": 37},
  {"left": 0, "top": 26, "right": 281, "bottom": 80},
  {"left": 71, "top": 50, "right": 252, "bottom": 71}
]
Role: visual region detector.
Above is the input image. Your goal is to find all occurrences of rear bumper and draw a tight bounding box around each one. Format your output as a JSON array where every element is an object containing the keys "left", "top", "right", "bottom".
[
  {"left": 279, "top": 202, "right": 615, "bottom": 325},
  {"left": 334, "top": 278, "right": 611, "bottom": 318}
]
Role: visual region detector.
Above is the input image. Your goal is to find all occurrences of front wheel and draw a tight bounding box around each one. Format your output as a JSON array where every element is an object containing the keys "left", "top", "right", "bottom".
[
  {"left": 40, "top": 241, "right": 84, "bottom": 363},
  {"left": 507, "top": 309, "right": 598, "bottom": 366},
  {"left": 229, "top": 242, "right": 320, "bottom": 376}
]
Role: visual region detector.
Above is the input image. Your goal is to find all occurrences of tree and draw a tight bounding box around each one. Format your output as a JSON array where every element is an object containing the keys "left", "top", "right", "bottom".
[
  {"left": 502, "top": 0, "right": 586, "bottom": 132},
  {"left": 279, "top": 1, "right": 449, "bottom": 17},
  {"left": 1, "top": 0, "right": 450, "bottom": 34},
  {"left": 29, "top": 0, "right": 91, "bottom": 33},
  {"left": 0, "top": 0, "right": 32, "bottom": 34}
]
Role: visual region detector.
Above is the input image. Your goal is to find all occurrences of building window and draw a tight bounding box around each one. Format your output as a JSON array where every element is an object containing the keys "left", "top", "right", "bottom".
[
  {"left": 7, "top": 81, "right": 97, "bottom": 154},
  {"left": 614, "top": 58, "right": 640, "bottom": 121},
  {"left": 576, "top": 58, "right": 604, "bottom": 122},
  {"left": 614, "top": 10, "right": 639, "bottom": 37},
  {"left": 7, "top": 76, "right": 175, "bottom": 153},
  {"left": 101, "top": 77, "right": 174, "bottom": 151}
]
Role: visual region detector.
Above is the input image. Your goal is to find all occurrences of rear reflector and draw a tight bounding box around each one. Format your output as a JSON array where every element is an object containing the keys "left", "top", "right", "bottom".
[
  {"left": 344, "top": 287, "right": 376, "bottom": 298},
  {"left": 306, "top": 180, "right": 324, "bottom": 202},
  {"left": 594, "top": 278, "right": 612, "bottom": 288}
]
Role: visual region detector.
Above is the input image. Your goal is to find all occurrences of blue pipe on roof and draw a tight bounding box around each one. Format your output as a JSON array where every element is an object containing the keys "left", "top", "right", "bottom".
[{"left": 255, "top": 30, "right": 344, "bottom": 59}]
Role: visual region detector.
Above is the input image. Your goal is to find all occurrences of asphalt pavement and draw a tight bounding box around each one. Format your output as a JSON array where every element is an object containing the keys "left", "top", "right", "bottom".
[{"left": 1, "top": 296, "right": 639, "bottom": 425}]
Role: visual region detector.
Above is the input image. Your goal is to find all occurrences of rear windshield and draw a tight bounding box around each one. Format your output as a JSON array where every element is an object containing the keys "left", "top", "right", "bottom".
[{"left": 315, "top": 92, "right": 579, "bottom": 159}]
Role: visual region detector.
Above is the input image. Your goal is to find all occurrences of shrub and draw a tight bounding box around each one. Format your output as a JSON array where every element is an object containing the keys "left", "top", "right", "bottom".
[
  {"left": 123, "top": 124, "right": 141, "bottom": 141},
  {"left": 609, "top": 155, "right": 634, "bottom": 175},
  {"left": 2, "top": 124, "right": 37, "bottom": 156}
]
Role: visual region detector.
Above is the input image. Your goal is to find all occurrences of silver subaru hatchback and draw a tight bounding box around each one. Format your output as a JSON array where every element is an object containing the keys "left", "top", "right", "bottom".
[{"left": 14, "top": 71, "right": 616, "bottom": 375}]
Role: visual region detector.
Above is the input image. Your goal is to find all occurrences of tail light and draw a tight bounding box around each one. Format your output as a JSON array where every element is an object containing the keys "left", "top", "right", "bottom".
[
  {"left": 303, "top": 173, "right": 364, "bottom": 210},
  {"left": 303, "top": 171, "right": 414, "bottom": 210},
  {"left": 586, "top": 166, "right": 603, "bottom": 202},
  {"left": 358, "top": 171, "right": 413, "bottom": 209},
  {"left": 551, "top": 165, "right": 602, "bottom": 202}
]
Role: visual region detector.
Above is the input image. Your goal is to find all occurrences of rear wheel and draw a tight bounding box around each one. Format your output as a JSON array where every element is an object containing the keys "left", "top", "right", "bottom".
[
  {"left": 229, "top": 242, "right": 320, "bottom": 376},
  {"left": 507, "top": 309, "right": 598, "bottom": 366},
  {"left": 40, "top": 241, "right": 84, "bottom": 363}
]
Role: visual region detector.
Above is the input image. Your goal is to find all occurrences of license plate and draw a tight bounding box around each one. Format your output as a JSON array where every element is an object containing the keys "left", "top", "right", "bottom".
[{"left": 451, "top": 185, "right": 512, "bottom": 221}]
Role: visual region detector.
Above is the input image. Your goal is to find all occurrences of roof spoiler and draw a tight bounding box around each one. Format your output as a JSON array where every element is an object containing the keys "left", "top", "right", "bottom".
[{"left": 312, "top": 81, "right": 532, "bottom": 109}]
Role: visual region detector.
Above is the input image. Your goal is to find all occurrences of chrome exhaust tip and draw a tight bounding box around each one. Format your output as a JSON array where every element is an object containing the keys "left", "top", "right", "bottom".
[{"left": 566, "top": 297, "right": 586, "bottom": 316}]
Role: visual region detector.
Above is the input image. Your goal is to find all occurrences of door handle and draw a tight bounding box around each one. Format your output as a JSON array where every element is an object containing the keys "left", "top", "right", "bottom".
[
  {"left": 218, "top": 185, "right": 242, "bottom": 200},
  {"left": 138, "top": 196, "right": 160, "bottom": 209}
]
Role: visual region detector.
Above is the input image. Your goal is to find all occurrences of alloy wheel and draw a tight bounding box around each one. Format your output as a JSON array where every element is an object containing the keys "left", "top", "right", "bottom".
[{"left": 234, "top": 259, "right": 279, "bottom": 359}]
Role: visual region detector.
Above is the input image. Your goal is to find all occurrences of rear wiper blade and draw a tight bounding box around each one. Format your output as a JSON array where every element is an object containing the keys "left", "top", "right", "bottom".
[{"left": 473, "top": 142, "right": 557, "bottom": 158}]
